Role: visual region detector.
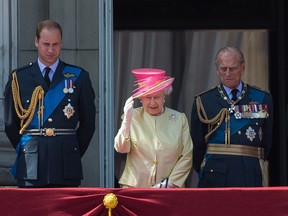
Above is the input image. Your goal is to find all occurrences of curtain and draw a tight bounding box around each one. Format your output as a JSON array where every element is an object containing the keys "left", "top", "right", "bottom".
[
  {"left": 113, "top": 30, "right": 269, "bottom": 187},
  {"left": 1, "top": 187, "right": 288, "bottom": 215}
]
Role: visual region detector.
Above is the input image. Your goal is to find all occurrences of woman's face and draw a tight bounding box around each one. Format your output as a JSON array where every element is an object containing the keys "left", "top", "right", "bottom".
[{"left": 141, "top": 90, "right": 165, "bottom": 115}]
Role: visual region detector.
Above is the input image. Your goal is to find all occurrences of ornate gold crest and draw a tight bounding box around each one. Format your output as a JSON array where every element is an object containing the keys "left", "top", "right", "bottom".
[
  {"left": 63, "top": 103, "right": 75, "bottom": 119},
  {"left": 103, "top": 193, "right": 118, "bottom": 216}
]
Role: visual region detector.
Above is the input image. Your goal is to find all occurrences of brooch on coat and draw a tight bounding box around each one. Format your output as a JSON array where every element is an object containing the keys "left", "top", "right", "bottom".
[
  {"left": 63, "top": 103, "right": 75, "bottom": 119},
  {"left": 169, "top": 114, "right": 177, "bottom": 121}
]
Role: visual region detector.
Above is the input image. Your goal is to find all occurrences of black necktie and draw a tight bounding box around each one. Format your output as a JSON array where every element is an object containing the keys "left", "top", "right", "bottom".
[
  {"left": 231, "top": 89, "right": 239, "bottom": 101},
  {"left": 44, "top": 67, "right": 51, "bottom": 87}
]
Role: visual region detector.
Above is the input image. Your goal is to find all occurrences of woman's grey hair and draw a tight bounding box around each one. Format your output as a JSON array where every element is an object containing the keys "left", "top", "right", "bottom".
[{"left": 164, "top": 85, "right": 173, "bottom": 96}]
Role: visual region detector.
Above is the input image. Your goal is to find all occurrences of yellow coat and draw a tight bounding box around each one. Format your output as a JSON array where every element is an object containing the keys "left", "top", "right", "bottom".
[{"left": 114, "top": 107, "right": 193, "bottom": 187}]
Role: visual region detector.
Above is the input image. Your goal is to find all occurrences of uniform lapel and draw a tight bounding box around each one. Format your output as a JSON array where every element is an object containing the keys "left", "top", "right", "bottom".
[
  {"left": 217, "top": 85, "right": 230, "bottom": 108},
  {"left": 32, "top": 62, "right": 47, "bottom": 88},
  {"left": 49, "top": 60, "right": 66, "bottom": 89},
  {"left": 240, "top": 85, "right": 252, "bottom": 104}
]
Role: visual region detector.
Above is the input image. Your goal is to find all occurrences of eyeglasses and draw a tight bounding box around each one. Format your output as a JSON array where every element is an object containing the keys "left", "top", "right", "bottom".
[{"left": 218, "top": 64, "right": 241, "bottom": 74}]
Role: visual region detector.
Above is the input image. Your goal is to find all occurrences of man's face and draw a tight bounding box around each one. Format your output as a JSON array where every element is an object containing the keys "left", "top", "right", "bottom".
[
  {"left": 216, "top": 52, "right": 245, "bottom": 89},
  {"left": 140, "top": 90, "right": 166, "bottom": 115},
  {"left": 35, "top": 28, "right": 62, "bottom": 66}
]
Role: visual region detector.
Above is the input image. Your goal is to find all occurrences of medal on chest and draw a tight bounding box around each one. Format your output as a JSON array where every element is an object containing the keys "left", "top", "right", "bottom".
[{"left": 63, "top": 72, "right": 76, "bottom": 94}]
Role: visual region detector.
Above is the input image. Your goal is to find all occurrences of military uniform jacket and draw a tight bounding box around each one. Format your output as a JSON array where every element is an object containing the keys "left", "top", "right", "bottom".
[
  {"left": 114, "top": 107, "right": 193, "bottom": 188},
  {"left": 4, "top": 60, "right": 96, "bottom": 187},
  {"left": 190, "top": 83, "right": 273, "bottom": 187}
]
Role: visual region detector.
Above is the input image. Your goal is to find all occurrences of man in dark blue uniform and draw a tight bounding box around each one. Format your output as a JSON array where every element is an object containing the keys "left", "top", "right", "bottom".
[
  {"left": 190, "top": 47, "right": 273, "bottom": 187},
  {"left": 4, "top": 20, "right": 96, "bottom": 187}
]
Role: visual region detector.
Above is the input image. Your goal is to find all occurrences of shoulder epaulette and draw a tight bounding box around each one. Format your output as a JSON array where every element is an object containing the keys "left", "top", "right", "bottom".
[
  {"left": 11, "top": 62, "right": 33, "bottom": 74},
  {"left": 195, "top": 86, "right": 218, "bottom": 97},
  {"left": 64, "top": 62, "right": 85, "bottom": 71},
  {"left": 248, "top": 84, "right": 271, "bottom": 94}
]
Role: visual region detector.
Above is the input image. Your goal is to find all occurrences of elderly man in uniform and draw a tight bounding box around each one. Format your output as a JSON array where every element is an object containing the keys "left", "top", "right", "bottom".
[
  {"left": 4, "top": 20, "right": 96, "bottom": 187},
  {"left": 190, "top": 46, "right": 273, "bottom": 187}
]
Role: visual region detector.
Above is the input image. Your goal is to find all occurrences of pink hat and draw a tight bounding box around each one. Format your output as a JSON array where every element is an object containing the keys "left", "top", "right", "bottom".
[{"left": 132, "top": 68, "right": 174, "bottom": 98}]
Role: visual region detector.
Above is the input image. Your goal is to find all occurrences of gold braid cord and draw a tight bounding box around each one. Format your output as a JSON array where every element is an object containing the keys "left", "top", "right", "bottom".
[
  {"left": 195, "top": 96, "right": 230, "bottom": 145},
  {"left": 11, "top": 72, "right": 45, "bottom": 134}
]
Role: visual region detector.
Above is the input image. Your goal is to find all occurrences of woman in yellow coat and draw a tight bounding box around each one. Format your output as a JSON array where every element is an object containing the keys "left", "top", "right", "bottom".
[{"left": 114, "top": 68, "right": 193, "bottom": 188}]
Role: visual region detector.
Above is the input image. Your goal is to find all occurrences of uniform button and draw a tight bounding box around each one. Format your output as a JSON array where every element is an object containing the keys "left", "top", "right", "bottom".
[
  {"left": 48, "top": 118, "right": 53, "bottom": 122},
  {"left": 23, "top": 148, "right": 26, "bottom": 152},
  {"left": 210, "top": 169, "right": 214, "bottom": 172},
  {"left": 153, "top": 160, "right": 158, "bottom": 164},
  {"left": 256, "top": 122, "right": 259, "bottom": 125},
  {"left": 238, "top": 131, "right": 241, "bottom": 135}
]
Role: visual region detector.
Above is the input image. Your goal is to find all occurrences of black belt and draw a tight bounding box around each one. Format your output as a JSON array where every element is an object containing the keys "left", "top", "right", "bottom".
[{"left": 24, "top": 128, "right": 76, "bottom": 136}]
